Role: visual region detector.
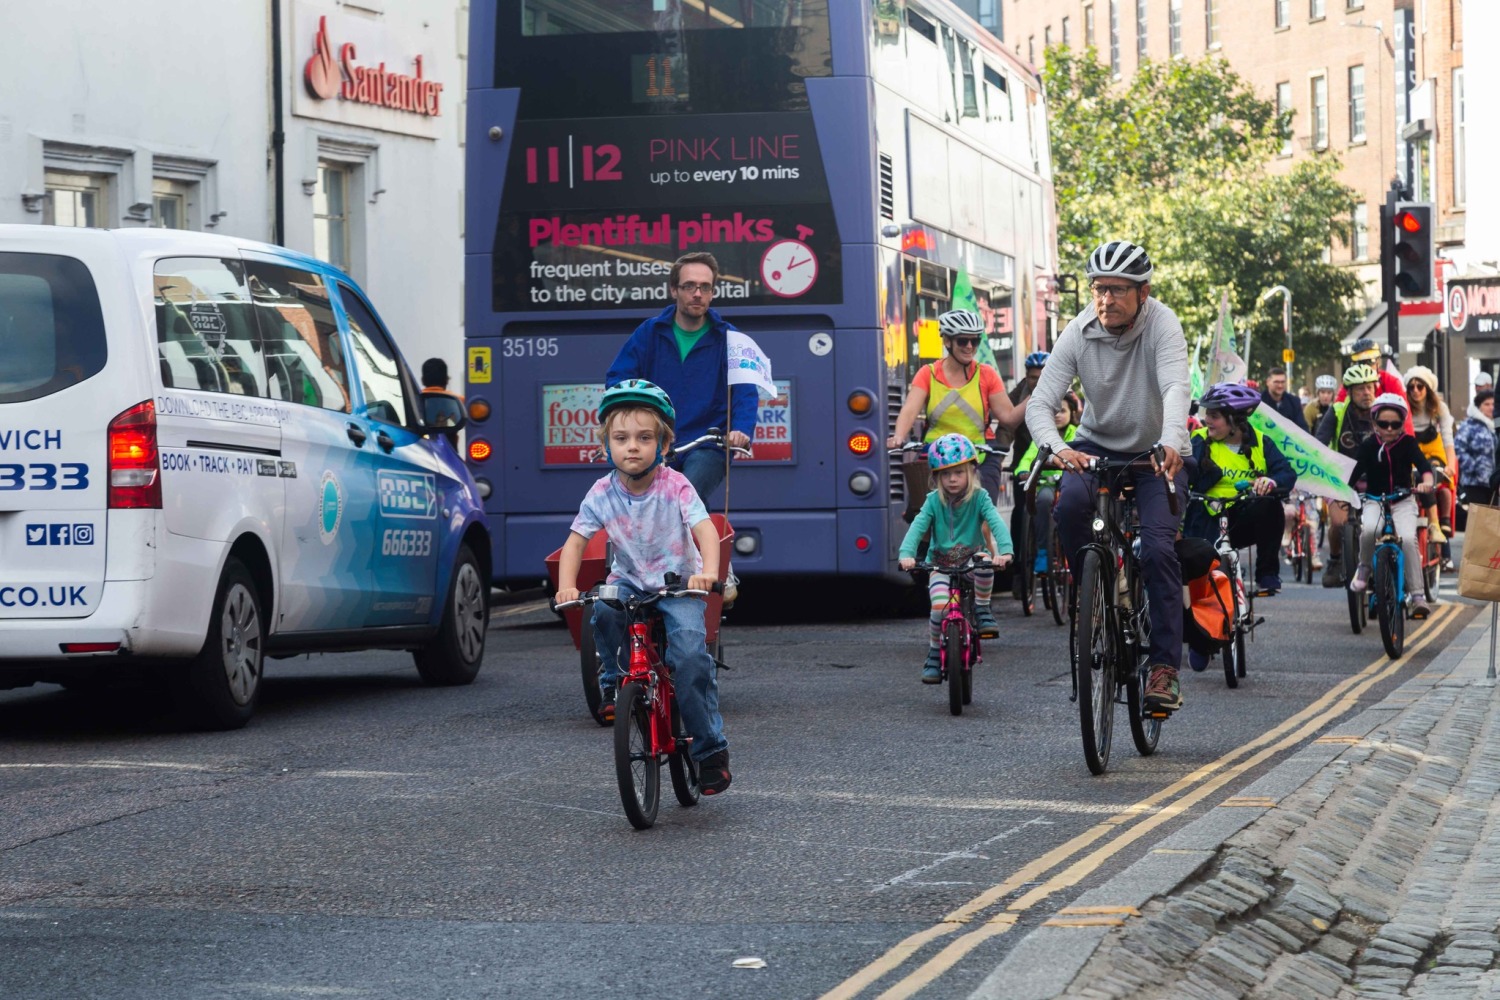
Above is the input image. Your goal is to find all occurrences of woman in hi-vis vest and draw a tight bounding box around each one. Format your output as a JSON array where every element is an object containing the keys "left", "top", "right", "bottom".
[{"left": 887, "top": 310, "right": 1025, "bottom": 501}]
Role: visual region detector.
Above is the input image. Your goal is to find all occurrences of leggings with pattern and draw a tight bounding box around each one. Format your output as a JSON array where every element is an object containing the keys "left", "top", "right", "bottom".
[{"left": 928, "top": 569, "right": 994, "bottom": 647}]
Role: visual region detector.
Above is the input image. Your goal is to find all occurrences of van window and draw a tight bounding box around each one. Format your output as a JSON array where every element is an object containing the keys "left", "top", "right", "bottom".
[
  {"left": 154, "top": 258, "right": 266, "bottom": 396},
  {"left": 0, "top": 252, "right": 108, "bottom": 404},
  {"left": 245, "top": 262, "right": 351, "bottom": 413},
  {"left": 337, "top": 286, "right": 410, "bottom": 427}
]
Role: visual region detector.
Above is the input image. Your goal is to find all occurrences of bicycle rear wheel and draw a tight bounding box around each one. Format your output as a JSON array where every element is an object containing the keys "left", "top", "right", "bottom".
[
  {"left": 613, "top": 682, "right": 660, "bottom": 830},
  {"left": 1342, "top": 522, "right": 1363, "bottom": 634},
  {"left": 1223, "top": 580, "right": 1242, "bottom": 690},
  {"left": 667, "top": 697, "right": 701, "bottom": 807},
  {"left": 1376, "top": 547, "right": 1405, "bottom": 659},
  {"left": 1420, "top": 527, "right": 1439, "bottom": 602},
  {"left": 945, "top": 619, "right": 965, "bottom": 716},
  {"left": 1125, "top": 574, "right": 1160, "bottom": 757},
  {"left": 580, "top": 624, "right": 609, "bottom": 727},
  {"left": 1048, "top": 526, "right": 1068, "bottom": 626},
  {"left": 1299, "top": 523, "right": 1315, "bottom": 586},
  {"left": 1074, "top": 550, "right": 1114, "bottom": 775}
]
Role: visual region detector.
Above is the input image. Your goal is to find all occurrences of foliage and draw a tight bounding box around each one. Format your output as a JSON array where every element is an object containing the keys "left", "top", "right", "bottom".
[{"left": 1043, "top": 47, "right": 1364, "bottom": 383}]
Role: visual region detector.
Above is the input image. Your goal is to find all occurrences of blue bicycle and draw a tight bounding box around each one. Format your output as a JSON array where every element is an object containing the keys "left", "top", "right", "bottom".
[{"left": 1357, "top": 490, "right": 1418, "bottom": 660}]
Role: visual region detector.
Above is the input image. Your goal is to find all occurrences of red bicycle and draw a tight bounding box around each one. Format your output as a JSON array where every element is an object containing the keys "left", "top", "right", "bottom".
[{"left": 558, "top": 574, "right": 719, "bottom": 830}]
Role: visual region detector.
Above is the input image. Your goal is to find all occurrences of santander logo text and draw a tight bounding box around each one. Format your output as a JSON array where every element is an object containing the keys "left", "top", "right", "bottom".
[{"left": 304, "top": 16, "right": 443, "bottom": 117}]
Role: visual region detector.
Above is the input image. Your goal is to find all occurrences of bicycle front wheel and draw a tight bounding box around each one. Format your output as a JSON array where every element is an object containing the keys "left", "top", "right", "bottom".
[
  {"left": 1299, "top": 523, "right": 1315, "bottom": 586},
  {"left": 1074, "top": 550, "right": 1114, "bottom": 775},
  {"left": 1223, "top": 581, "right": 1242, "bottom": 690},
  {"left": 614, "top": 682, "right": 661, "bottom": 829},
  {"left": 945, "top": 619, "right": 965, "bottom": 716},
  {"left": 1421, "top": 528, "right": 1439, "bottom": 602},
  {"left": 1376, "top": 547, "right": 1405, "bottom": 659}
]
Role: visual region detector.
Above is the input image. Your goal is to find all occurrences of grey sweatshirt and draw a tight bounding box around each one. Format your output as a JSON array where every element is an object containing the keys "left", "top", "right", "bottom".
[{"left": 1025, "top": 297, "right": 1191, "bottom": 456}]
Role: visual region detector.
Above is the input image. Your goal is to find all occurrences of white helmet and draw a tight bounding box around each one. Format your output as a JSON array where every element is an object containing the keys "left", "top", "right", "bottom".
[
  {"left": 937, "top": 310, "right": 985, "bottom": 337},
  {"left": 1371, "top": 392, "right": 1409, "bottom": 418},
  {"left": 1315, "top": 375, "right": 1338, "bottom": 391},
  {"left": 1086, "top": 240, "right": 1154, "bottom": 283}
]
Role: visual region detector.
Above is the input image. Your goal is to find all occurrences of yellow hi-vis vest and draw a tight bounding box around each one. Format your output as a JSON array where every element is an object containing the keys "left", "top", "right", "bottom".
[
  {"left": 1193, "top": 427, "right": 1267, "bottom": 498},
  {"left": 923, "top": 362, "right": 987, "bottom": 443}
]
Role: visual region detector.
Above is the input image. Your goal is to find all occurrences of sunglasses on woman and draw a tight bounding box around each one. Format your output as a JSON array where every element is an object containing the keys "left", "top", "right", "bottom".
[
  {"left": 951, "top": 337, "right": 981, "bottom": 347},
  {"left": 1374, "top": 420, "right": 1404, "bottom": 430}
]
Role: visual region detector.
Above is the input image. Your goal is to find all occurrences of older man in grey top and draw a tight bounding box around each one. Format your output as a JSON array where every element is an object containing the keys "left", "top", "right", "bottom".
[{"left": 1025, "top": 240, "right": 1192, "bottom": 713}]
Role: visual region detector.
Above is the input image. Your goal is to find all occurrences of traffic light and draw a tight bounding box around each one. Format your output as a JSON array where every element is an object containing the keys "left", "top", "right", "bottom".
[{"left": 1391, "top": 202, "right": 1434, "bottom": 300}]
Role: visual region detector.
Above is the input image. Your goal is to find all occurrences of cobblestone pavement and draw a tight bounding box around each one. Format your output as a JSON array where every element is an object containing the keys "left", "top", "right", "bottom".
[{"left": 976, "top": 609, "right": 1500, "bottom": 1000}]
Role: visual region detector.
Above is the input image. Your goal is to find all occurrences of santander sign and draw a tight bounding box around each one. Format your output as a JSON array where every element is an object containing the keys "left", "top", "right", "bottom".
[{"left": 304, "top": 15, "right": 443, "bottom": 117}]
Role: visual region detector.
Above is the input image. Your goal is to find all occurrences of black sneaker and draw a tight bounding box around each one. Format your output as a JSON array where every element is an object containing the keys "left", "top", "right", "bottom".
[
  {"left": 599, "top": 685, "right": 616, "bottom": 723},
  {"left": 699, "top": 749, "right": 731, "bottom": 795},
  {"left": 1143, "top": 665, "right": 1183, "bottom": 713}
]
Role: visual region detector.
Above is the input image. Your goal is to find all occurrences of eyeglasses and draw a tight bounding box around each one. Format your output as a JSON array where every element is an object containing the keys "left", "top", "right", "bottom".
[
  {"left": 951, "top": 337, "right": 981, "bottom": 347},
  {"left": 1374, "top": 420, "right": 1404, "bottom": 430},
  {"left": 675, "top": 282, "right": 714, "bottom": 295},
  {"left": 1091, "top": 283, "right": 1137, "bottom": 299}
]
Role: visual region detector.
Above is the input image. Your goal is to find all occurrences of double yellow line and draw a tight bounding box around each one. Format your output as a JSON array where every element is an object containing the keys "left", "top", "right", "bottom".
[{"left": 821, "top": 603, "right": 1461, "bottom": 1000}]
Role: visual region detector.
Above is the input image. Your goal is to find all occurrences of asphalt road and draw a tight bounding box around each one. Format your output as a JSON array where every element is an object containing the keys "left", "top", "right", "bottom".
[{"left": 0, "top": 571, "right": 1478, "bottom": 1000}]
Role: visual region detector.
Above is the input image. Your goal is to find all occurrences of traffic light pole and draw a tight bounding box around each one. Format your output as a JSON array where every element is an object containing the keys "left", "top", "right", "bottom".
[{"left": 1382, "top": 182, "right": 1401, "bottom": 359}]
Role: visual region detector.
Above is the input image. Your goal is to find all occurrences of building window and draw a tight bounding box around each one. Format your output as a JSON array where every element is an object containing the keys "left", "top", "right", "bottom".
[
  {"left": 1136, "top": 0, "right": 1148, "bottom": 59},
  {"left": 1310, "top": 74, "right": 1328, "bottom": 149},
  {"left": 1454, "top": 68, "right": 1466, "bottom": 207},
  {"left": 1062, "top": 16, "right": 1071, "bottom": 47},
  {"left": 1109, "top": 0, "right": 1120, "bottom": 75},
  {"left": 43, "top": 171, "right": 107, "bottom": 228},
  {"left": 1027, "top": 35, "right": 1035, "bottom": 64},
  {"left": 151, "top": 178, "right": 195, "bottom": 230},
  {"left": 1085, "top": 4, "right": 1096, "bottom": 48},
  {"left": 1277, "top": 81, "right": 1294, "bottom": 155},
  {"left": 1205, "top": 0, "right": 1219, "bottom": 47},
  {"left": 1346, "top": 0, "right": 1363, "bottom": 9},
  {"left": 1276, "top": 0, "right": 1290, "bottom": 29},
  {"left": 1309, "top": 0, "right": 1325, "bottom": 19},
  {"left": 1347, "top": 64, "right": 1366, "bottom": 143},
  {"left": 314, "top": 161, "right": 352, "bottom": 271},
  {"left": 1352, "top": 203, "right": 1368, "bottom": 260},
  {"left": 1169, "top": 0, "right": 1182, "bottom": 55}
]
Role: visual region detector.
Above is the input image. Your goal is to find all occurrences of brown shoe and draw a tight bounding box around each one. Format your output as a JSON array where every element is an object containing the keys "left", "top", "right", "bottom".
[{"left": 1143, "top": 665, "right": 1183, "bottom": 712}]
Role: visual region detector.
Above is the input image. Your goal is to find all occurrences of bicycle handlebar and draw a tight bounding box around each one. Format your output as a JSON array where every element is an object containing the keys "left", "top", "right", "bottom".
[
  {"left": 1188, "top": 486, "right": 1291, "bottom": 515},
  {"left": 671, "top": 427, "right": 753, "bottom": 460},
  {"left": 907, "top": 558, "right": 995, "bottom": 575}
]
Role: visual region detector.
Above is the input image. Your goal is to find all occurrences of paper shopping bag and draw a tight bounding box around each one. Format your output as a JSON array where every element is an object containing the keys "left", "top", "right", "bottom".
[{"left": 1458, "top": 503, "right": 1500, "bottom": 601}]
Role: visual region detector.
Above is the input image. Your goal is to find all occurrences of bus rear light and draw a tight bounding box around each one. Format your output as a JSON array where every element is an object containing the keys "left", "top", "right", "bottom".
[
  {"left": 474, "top": 477, "right": 493, "bottom": 499},
  {"left": 847, "top": 390, "right": 874, "bottom": 415},
  {"left": 849, "top": 471, "right": 876, "bottom": 495},
  {"left": 854, "top": 535, "right": 871, "bottom": 551},
  {"left": 108, "top": 401, "right": 162, "bottom": 509},
  {"left": 61, "top": 642, "right": 121, "bottom": 654},
  {"left": 848, "top": 431, "right": 874, "bottom": 456},
  {"left": 468, "top": 440, "right": 493, "bottom": 462},
  {"left": 467, "top": 399, "right": 491, "bottom": 422}
]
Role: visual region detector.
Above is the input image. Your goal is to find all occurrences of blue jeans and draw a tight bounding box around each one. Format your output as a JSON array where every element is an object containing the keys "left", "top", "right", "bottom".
[
  {"left": 1056, "top": 440, "right": 1188, "bottom": 669},
  {"left": 672, "top": 448, "right": 728, "bottom": 506},
  {"left": 591, "top": 585, "right": 727, "bottom": 762}
]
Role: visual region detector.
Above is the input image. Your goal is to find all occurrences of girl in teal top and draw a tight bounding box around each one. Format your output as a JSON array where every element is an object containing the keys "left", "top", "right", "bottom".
[
  {"left": 1014, "top": 397, "right": 1078, "bottom": 574},
  {"left": 899, "top": 434, "right": 1014, "bottom": 682}
]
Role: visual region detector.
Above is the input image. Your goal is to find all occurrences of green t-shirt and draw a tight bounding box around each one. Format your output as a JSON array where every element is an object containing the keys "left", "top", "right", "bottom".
[{"left": 674, "top": 321, "right": 707, "bottom": 361}]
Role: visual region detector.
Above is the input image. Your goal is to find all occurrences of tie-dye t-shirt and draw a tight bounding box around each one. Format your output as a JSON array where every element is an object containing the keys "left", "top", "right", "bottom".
[{"left": 570, "top": 466, "right": 710, "bottom": 591}]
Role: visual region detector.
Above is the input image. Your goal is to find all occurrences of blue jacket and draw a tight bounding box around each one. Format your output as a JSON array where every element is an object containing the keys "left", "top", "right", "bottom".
[
  {"left": 606, "top": 305, "right": 758, "bottom": 451},
  {"left": 1261, "top": 389, "right": 1309, "bottom": 432}
]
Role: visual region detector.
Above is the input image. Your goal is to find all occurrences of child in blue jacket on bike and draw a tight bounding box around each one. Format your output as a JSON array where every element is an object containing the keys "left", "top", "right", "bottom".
[
  {"left": 899, "top": 434, "right": 1014, "bottom": 682},
  {"left": 553, "top": 380, "right": 732, "bottom": 795}
]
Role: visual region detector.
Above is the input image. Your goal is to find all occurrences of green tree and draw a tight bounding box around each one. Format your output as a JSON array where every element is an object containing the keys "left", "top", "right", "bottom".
[{"left": 1043, "top": 47, "right": 1363, "bottom": 383}]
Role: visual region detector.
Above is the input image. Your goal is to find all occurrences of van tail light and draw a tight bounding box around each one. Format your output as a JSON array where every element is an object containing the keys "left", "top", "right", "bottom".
[{"left": 108, "top": 401, "right": 162, "bottom": 509}]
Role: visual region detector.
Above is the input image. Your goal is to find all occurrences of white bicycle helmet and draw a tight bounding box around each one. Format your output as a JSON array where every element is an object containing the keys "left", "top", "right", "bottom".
[
  {"left": 1086, "top": 240, "right": 1154, "bottom": 283},
  {"left": 937, "top": 309, "right": 985, "bottom": 338},
  {"left": 1314, "top": 374, "right": 1338, "bottom": 391}
]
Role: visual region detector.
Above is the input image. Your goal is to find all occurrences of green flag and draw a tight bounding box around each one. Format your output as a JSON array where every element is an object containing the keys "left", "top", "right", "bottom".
[
  {"left": 952, "top": 269, "right": 1000, "bottom": 371},
  {"left": 1248, "top": 403, "right": 1357, "bottom": 505}
]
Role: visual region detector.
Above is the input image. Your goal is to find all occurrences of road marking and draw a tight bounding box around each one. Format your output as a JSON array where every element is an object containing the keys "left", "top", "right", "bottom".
[
  {"left": 871, "top": 817, "right": 1051, "bottom": 893},
  {"left": 0, "top": 759, "right": 218, "bottom": 772},
  {"left": 820, "top": 603, "right": 1460, "bottom": 1000}
]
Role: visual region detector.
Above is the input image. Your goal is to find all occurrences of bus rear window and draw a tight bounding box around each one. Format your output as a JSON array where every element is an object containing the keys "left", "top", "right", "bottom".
[
  {"left": 0, "top": 253, "right": 108, "bottom": 404},
  {"left": 524, "top": 0, "right": 816, "bottom": 34}
]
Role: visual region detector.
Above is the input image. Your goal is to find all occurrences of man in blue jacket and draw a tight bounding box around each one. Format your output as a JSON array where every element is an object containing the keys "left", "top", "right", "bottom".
[{"left": 606, "top": 252, "right": 758, "bottom": 504}]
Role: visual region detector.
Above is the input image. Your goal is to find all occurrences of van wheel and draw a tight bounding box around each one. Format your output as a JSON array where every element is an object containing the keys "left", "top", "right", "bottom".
[
  {"left": 172, "top": 558, "right": 263, "bottom": 730},
  {"left": 414, "top": 545, "right": 487, "bottom": 685}
]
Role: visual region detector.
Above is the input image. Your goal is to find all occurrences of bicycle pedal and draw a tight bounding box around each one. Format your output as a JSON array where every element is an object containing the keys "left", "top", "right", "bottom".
[{"left": 1144, "top": 709, "right": 1171, "bottom": 720}]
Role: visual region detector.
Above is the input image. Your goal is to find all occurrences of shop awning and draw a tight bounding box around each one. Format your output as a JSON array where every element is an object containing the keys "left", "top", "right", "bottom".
[{"left": 1341, "top": 302, "right": 1442, "bottom": 353}]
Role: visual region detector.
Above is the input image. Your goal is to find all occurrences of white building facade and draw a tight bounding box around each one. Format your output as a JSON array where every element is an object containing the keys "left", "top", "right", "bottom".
[{"left": 0, "top": 0, "right": 467, "bottom": 380}]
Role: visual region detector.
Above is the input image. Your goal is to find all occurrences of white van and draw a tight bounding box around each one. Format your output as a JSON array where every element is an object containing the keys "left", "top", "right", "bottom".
[{"left": 0, "top": 226, "right": 490, "bottom": 728}]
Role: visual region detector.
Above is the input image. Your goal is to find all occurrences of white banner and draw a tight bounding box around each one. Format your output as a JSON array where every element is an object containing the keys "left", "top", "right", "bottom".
[
  {"left": 727, "top": 331, "right": 778, "bottom": 399},
  {"left": 1248, "top": 403, "right": 1359, "bottom": 506}
]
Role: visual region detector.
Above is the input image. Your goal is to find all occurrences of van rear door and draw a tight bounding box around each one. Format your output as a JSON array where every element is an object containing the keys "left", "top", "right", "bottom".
[{"left": 0, "top": 250, "right": 111, "bottom": 618}]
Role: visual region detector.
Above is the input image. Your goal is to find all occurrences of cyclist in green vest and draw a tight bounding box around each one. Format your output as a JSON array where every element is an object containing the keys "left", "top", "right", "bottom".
[
  {"left": 887, "top": 309, "right": 1025, "bottom": 501},
  {"left": 1315, "top": 363, "right": 1381, "bottom": 586}
]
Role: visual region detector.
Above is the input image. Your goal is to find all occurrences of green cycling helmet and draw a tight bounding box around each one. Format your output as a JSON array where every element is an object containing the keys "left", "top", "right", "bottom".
[
  {"left": 928, "top": 433, "right": 978, "bottom": 471},
  {"left": 598, "top": 379, "right": 676, "bottom": 429},
  {"left": 1342, "top": 363, "right": 1379, "bottom": 387}
]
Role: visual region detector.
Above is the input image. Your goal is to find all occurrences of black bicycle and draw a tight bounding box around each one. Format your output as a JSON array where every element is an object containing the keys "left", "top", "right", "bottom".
[{"left": 1024, "top": 445, "right": 1177, "bottom": 775}]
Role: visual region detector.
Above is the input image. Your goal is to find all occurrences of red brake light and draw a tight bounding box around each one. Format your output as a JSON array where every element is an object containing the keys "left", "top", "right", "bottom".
[
  {"left": 108, "top": 401, "right": 162, "bottom": 509},
  {"left": 468, "top": 439, "right": 493, "bottom": 462},
  {"left": 848, "top": 431, "right": 874, "bottom": 456}
]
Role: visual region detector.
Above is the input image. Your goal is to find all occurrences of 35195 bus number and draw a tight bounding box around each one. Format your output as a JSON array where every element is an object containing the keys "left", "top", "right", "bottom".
[{"left": 501, "top": 337, "right": 560, "bottom": 358}]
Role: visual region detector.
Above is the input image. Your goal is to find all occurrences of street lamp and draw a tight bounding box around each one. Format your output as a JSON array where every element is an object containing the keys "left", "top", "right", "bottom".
[{"left": 1259, "top": 285, "right": 1293, "bottom": 390}]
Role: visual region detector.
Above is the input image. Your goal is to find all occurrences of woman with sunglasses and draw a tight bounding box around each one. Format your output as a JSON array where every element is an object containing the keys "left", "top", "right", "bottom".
[
  {"left": 1347, "top": 392, "right": 1435, "bottom": 619},
  {"left": 887, "top": 309, "right": 1025, "bottom": 503},
  {"left": 1403, "top": 366, "right": 1455, "bottom": 564}
]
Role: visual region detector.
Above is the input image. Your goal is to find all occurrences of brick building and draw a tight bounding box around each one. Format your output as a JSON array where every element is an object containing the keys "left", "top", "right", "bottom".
[{"left": 995, "top": 0, "right": 1466, "bottom": 333}]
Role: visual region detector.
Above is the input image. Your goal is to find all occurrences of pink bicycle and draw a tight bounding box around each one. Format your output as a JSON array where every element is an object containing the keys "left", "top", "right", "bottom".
[{"left": 910, "top": 557, "right": 990, "bottom": 716}]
